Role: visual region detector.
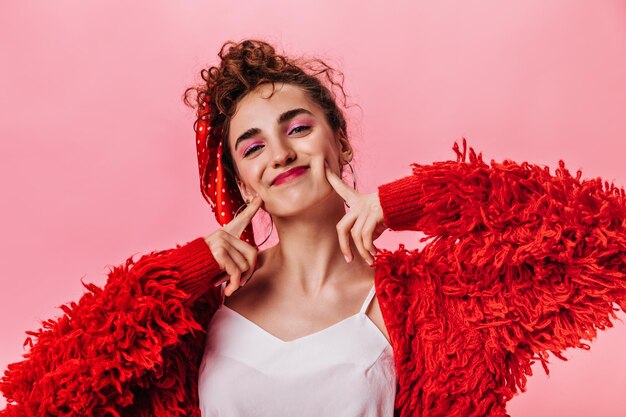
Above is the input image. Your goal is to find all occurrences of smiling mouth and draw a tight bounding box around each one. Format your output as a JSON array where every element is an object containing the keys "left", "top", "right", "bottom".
[{"left": 272, "top": 166, "right": 309, "bottom": 186}]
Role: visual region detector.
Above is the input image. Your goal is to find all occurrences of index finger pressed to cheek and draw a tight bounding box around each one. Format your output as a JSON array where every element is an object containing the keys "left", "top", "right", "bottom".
[
  {"left": 324, "top": 162, "right": 332, "bottom": 180},
  {"left": 324, "top": 160, "right": 338, "bottom": 177},
  {"left": 324, "top": 163, "right": 343, "bottom": 190}
]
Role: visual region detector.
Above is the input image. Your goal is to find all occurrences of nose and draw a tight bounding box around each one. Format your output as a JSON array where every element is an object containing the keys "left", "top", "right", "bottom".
[{"left": 271, "top": 139, "right": 297, "bottom": 168}]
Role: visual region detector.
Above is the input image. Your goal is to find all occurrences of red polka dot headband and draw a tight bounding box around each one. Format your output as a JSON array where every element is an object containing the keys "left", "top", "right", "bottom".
[{"left": 195, "top": 99, "right": 256, "bottom": 246}]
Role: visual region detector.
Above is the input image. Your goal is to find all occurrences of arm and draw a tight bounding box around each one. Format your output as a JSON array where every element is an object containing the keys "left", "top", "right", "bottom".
[
  {"left": 377, "top": 138, "right": 626, "bottom": 376},
  {"left": 0, "top": 237, "right": 223, "bottom": 416}
]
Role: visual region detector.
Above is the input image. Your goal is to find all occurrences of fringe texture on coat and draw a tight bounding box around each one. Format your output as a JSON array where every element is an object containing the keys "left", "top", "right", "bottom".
[{"left": 373, "top": 138, "right": 626, "bottom": 416}]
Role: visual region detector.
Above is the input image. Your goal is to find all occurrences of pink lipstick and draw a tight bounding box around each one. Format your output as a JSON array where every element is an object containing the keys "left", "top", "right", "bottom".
[{"left": 272, "top": 166, "right": 309, "bottom": 186}]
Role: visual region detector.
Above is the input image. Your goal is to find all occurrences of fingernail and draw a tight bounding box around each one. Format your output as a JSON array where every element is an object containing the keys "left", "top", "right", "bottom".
[
  {"left": 344, "top": 254, "right": 351, "bottom": 263},
  {"left": 366, "top": 259, "right": 372, "bottom": 266}
]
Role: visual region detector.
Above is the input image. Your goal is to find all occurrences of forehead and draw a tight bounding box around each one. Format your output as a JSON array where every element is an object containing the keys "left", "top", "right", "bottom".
[{"left": 229, "top": 83, "right": 320, "bottom": 137}]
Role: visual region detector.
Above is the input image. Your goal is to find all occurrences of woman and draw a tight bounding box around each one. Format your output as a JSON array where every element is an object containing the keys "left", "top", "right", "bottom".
[{"left": 1, "top": 39, "right": 626, "bottom": 417}]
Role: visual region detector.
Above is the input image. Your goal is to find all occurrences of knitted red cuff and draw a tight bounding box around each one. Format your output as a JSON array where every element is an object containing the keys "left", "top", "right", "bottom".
[
  {"left": 169, "top": 237, "right": 223, "bottom": 304},
  {"left": 377, "top": 174, "right": 423, "bottom": 232}
]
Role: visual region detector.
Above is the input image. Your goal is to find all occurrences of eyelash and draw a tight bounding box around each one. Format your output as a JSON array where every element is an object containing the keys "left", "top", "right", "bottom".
[
  {"left": 242, "top": 125, "right": 311, "bottom": 157},
  {"left": 290, "top": 125, "right": 310, "bottom": 135}
]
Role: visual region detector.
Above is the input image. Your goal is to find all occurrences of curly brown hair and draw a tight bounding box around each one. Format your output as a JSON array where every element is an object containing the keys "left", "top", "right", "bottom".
[{"left": 182, "top": 38, "right": 357, "bottom": 186}]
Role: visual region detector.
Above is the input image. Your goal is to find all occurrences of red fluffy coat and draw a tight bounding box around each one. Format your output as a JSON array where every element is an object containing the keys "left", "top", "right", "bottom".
[{"left": 2, "top": 139, "right": 626, "bottom": 416}]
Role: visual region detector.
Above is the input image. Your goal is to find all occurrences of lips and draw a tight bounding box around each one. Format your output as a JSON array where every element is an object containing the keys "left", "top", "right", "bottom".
[{"left": 272, "top": 165, "right": 309, "bottom": 185}]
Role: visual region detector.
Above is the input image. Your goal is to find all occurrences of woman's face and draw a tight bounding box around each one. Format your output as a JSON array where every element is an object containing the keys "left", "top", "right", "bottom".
[{"left": 228, "top": 82, "right": 352, "bottom": 217}]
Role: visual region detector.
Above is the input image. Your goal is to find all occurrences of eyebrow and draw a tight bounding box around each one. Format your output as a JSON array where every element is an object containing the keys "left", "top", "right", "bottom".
[{"left": 234, "top": 108, "right": 314, "bottom": 151}]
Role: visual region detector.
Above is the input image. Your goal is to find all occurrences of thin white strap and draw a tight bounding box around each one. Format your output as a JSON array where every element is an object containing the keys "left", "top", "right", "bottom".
[{"left": 359, "top": 283, "right": 377, "bottom": 314}]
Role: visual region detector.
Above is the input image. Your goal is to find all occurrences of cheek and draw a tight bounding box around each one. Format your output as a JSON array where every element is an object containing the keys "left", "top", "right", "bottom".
[
  {"left": 322, "top": 144, "right": 341, "bottom": 167},
  {"left": 235, "top": 164, "right": 258, "bottom": 186},
  {"left": 311, "top": 136, "right": 338, "bottom": 159}
]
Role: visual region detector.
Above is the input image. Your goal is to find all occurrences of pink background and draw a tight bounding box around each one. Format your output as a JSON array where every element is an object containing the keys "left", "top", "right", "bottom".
[{"left": 1, "top": 1, "right": 625, "bottom": 414}]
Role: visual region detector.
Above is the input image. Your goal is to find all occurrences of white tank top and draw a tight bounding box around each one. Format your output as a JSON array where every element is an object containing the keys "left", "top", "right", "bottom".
[{"left": 198, "top": 282, "right": 397, "bottom": 416}]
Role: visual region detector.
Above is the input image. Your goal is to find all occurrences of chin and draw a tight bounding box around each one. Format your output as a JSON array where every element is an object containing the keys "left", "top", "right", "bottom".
[{"left": 265, "top": 186, "right": 333, "bottom": 218}]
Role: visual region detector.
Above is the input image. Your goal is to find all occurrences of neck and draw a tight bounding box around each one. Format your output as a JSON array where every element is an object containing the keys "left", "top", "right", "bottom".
[{"left": 265, "top": 193, "right": 370, "bottom": 296}]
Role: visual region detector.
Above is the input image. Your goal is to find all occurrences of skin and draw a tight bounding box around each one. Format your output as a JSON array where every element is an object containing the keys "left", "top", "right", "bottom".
[{"left": 218, "top": 82, "right": 391, "bottom": 343}]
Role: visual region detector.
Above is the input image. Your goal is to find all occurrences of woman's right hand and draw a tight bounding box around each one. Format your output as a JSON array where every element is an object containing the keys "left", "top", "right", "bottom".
[{"left": 204, "top": 194, "right": 263, "bottom": 297}]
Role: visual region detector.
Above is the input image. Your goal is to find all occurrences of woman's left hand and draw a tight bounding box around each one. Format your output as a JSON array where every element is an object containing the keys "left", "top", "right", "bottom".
[{"left": 324, "top": 161, "right": 388, "bottom": 265}]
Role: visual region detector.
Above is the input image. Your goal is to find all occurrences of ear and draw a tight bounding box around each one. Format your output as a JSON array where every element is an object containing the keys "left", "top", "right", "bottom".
[
  {"left": 336, "top": 129, "right": 353, "bottom": 165},
  {"left": 235, "top": 178, "right": 255, "bottom": 203}
]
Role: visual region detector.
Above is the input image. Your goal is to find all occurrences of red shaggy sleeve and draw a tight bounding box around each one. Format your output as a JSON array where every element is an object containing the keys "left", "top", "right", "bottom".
[
  {"left": 0, "top": 237, "right": 223, "bottom": 416},
  {"left": 377, "top": 138, "right": 626, "bottom": 385}
]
